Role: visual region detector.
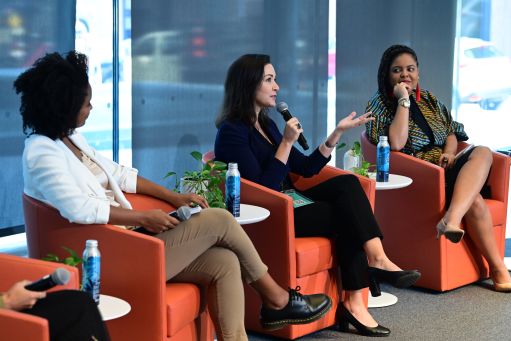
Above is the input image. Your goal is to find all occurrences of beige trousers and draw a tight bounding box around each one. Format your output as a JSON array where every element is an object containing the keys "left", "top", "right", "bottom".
[{"left": 154, "top": 208, "right": 268, "bottom": 341}]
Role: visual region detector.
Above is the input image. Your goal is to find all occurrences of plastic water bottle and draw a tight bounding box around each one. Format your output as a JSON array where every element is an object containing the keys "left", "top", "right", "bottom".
[
  {"left": 82, "top": 239, "right": 101, "bottom": 304},
  {"left": 376, "top": 136, "right": 390, "bottom": 182},
  {"left": 225, "top": 162, "right": 240, "bottom": 217}
]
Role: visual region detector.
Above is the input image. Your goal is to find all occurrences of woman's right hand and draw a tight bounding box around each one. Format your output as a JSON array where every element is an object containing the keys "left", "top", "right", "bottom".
[
  {"left": 393, "top": 82, "right": 410, "bottom": 99},
  {"left": 2, "top": 281, "right": 46, "bottom": 311},
  {"left": 282, "top": 117, "right": 303, "bottom": 144},
  {"left": 140, "top": 209, "right": 180, "bottom": 233}
]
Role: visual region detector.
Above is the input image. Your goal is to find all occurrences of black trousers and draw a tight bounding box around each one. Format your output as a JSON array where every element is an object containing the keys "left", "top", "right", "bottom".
[
  {"left": 22, "top": 290, "right": 110, "bottom": 341},
  {"left": 294, "top": 174, "right": 382, "bottom": 290}
]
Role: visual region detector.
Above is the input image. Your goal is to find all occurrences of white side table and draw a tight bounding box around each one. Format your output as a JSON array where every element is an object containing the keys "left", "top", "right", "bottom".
[
  {"left": 98, "top": 294, "right": 131, "bottom": 321},
  {"left": 368, "top": 174, "right": 413, "bottom": 309},
  {"left": 235, "top": 204, "right": 270, "bottom": 225}
]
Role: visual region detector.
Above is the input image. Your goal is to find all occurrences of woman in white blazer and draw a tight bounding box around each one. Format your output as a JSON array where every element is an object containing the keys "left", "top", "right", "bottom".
[{"left": 15, "top": 51, "right": 332, "bottom": 340}]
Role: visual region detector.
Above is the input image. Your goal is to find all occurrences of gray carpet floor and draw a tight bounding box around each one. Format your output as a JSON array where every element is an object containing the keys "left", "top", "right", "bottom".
[{"left": 248, "top": 279, "right": 511, "bottom": 341}]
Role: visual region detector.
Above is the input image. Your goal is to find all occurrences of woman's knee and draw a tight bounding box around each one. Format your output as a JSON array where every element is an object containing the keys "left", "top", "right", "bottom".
[
  {"left": 206, "top": 247, "right": 242, "bottom": 279},
  {"left": 333, "top": 174, "right": 360, "bottom": 189},
  {"left": 472, "top": 146, "right": 493, "bottom": 165},
  {"left": 466, "top": 195, "right": 489, "bottom": 219}
]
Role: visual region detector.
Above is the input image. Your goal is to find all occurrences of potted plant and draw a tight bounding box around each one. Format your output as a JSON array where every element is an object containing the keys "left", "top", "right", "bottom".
[
  {"left": 43, "top": 246, "right": 82, "bottom": 267},
  {"left": 165, "top": 151, "right": 227, "bottom": 208},
  {"left": 337, "top": 141, "right": 375, "bottom": 178}
]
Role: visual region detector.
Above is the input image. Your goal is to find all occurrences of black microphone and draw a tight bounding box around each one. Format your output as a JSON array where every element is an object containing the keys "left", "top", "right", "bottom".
[
  {"left": 169, "top": 206, "right": 192, "bottom": 221},
  {"left": 276, "top": 102, "right": 309, "bottom": 150},
  {"left": 25, "top": 268, "right": 70, "bottom": 292}
]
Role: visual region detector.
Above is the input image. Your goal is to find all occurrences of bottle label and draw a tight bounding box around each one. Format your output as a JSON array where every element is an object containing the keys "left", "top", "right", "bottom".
[
  {"left": 82, "top": 256, "right": 100, "bottom": 304},
  {"left": 225, "top": 175, "right": 240, "bottom": 217},
  {"left": 376, "top": 145, "right": 390, "bottom": 182}
]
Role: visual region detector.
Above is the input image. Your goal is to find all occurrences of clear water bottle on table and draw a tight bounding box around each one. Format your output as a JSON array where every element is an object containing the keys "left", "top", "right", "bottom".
[
  {"left": 82, "top": 239, "right": 101, "bottom": 304},
  {"left": 225, "top": 162, "right": 240, "bottom": 217},
  {"left": 376, "top": 135, "right": 390, "bottom": 182}
]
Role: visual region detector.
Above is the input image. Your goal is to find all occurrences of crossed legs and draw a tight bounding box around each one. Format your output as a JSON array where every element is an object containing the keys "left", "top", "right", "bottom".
[{"left": 443, "top": 146, "right": 511, "bottom": 285}]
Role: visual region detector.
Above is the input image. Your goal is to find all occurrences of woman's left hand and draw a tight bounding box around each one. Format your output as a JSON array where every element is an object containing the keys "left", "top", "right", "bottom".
[
  {"left": 173, "top": 193, "right": 209, "bottom": 208},
  {"left": 336, "top": 112, "right": 374, "bottom": 132},
  {"left": 438, "top": 153, "right": 455, "bottom": 169}
]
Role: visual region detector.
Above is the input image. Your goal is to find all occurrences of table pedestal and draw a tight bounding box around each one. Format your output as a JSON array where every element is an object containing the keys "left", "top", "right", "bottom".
[{"left": 368, "top": 292, "right": 398, "bottom": 308}]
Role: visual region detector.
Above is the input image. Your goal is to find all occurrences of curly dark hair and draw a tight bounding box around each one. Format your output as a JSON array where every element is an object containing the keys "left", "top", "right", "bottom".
[
  {"left": 13, "top": 51, "right": 89, "bottom": 139},
  {"left": 377, "top": 45, "right": 419, "bottom": 106},
  {"left": 216, "top": 54, "right": 271, "bottom": 129}
]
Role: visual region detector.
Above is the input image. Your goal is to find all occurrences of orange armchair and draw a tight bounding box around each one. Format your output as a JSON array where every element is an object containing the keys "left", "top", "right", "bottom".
[
  {"left": 0, "top": 253, "right": 80, "bottom": 341},
  {"left": 23, "top": 193, "right": 214, "bottom": 341},
  {"left": 239, "top": 165, "right": 374, "bottom": 340},
  {"left": 361, "top": 132, "right": 510, "bottom": 291}
]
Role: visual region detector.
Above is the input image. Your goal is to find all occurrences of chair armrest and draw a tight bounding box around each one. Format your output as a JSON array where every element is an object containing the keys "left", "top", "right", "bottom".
[
  {"left": 487, "top": 151, "right": 511, "bottom": 204},
  {"left": 240, "top": 178, "right": 297, "bottom": 287},
  {"left": 290, "top": 165, "right": 376, "bottom": 210},
  {"left": 0, "top": 254, "right": 79, "bottom": 292},
  {"left": 388, "top": 151, "right": 445, "bottom": 210},
  {"left": 0, "top": 309, "right": 49, "bottom": 341}
]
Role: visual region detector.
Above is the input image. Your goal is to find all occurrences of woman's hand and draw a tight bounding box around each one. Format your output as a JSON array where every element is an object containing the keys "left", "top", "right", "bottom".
[
  {"left": 336, "top": 112, "right": 374, "bottom": 133},
  {"left": 438, "top": 153, "right": 455, "bottom": 169},
  {"left": 140, "top": 209, "right": 180, "bottom": 233},
  {"left": 282, "top": 117, "right": 303, "bottom": 144},
  {"left": 2, "top": 281, "right": 46, "bottom": 311},
  {"left": 393, "top": 82, "right": 410, "bottom": 99},
  {"left": 172, "top": 193, "right": 209, "bottom": 208}
]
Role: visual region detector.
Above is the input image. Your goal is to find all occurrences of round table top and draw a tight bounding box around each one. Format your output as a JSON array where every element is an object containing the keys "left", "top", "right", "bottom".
[
  {"left": 375, "top": 174, "right": 413, "bottom": 190},
  {"left": 98, "top": 294, "right": 131, "bottom": 321},
  {"left": 235, "top": 204, "right": 270, "bottom": 225}
]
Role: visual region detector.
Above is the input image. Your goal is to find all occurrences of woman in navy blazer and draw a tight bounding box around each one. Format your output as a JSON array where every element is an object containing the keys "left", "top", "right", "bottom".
[{"left": 215, "top": 54, "right": 421, "bottom": 337}]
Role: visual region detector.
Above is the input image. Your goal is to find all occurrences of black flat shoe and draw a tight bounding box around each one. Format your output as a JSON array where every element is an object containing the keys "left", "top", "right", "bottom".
[
  {"left": 260, "top": 286, "right": 332, "bottom": 331},
  {"left": 337, "top": 303, "right": 390, "bottom": 337},
  {"left": 368, "top": 267, "right": 421, "bottom": 297}
]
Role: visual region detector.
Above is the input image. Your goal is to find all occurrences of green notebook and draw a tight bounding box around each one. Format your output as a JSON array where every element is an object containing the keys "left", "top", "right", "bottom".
[{"left": 282, "top": 189, "right": 314, "bottom": 208}]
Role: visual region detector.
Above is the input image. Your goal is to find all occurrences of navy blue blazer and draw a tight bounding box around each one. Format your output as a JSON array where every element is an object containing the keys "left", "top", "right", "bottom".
[{"left": 214, "top": 118, "right": 330, "bottom": 191}]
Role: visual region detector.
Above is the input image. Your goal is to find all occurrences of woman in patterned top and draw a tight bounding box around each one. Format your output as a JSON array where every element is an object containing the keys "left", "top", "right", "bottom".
[{"left": 365, "top": 44, "right": 511, "bottom": 292}]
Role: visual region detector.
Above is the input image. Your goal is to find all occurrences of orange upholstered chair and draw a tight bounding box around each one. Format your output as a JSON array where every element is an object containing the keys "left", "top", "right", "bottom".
[
  {"left": 361, "top": 132, "right": 510, "bottom": 291},
  {"left": 239, "top": 165, "right": 373, "bottom": 339},
  {"left": 0, "top": 253, "right": 80, "bottom": 341},
  {"left": 23, "top": 193, "right": 215, "bottom": 341}
]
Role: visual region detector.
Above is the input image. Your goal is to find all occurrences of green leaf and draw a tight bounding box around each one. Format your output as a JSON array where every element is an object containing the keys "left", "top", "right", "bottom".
[
  {"left": 353, "top": 141, "right": 361, "bottom": 155},
  {"left": 164, "top": 171, "right": 176, "bottom": 179},
  {"left": 190, "top": 151, "right": 203, "bottom": 162},
  {"left": 336, "top": 142, "right": 347, "bottom": 150}
]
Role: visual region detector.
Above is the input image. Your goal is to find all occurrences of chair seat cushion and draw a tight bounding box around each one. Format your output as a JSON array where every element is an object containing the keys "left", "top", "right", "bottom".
[
  {"left": 166, "top": 283, "right": 201, "bottom": 337},
  {"left": 295, "top": 237, "right": 334, "bottom": 278}
]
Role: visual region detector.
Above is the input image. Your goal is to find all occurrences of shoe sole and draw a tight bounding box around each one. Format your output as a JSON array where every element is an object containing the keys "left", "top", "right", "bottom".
[
  {"left": 394, "top": 272, "right": 421, "bottom": 288},
  {"left": 260, "top": 297, "right": 332, "bottom": 331}
]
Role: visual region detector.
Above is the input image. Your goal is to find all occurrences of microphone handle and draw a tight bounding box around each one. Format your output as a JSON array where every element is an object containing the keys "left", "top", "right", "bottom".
[
  {"left": 25, "top": 276, "right": 56, "bottom": 292},
  {"left": 280, "top": 110, "right": 309, "bottom": 150}
]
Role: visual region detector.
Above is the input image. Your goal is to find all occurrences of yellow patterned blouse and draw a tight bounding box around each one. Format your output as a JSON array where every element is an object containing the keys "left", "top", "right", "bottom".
[{"left": 365, "top": 89, "right": 468, "bottom": 164}]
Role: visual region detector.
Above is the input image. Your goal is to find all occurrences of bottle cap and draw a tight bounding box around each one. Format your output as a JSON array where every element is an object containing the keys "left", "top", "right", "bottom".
[
  {"left": 86, "top": 239, "right": 98, "bottom": 247},
  {"left": 228, "top": 162, "right": 238, "bottom": 169},
  {"left": 379, "top": 135, "right": 388, "bottom": 141}
]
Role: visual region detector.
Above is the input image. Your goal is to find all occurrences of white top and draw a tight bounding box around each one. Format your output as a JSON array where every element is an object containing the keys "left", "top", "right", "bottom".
[
  {"left": 22, "top": 133, "right": 138, "bottom": 224},
  {"left": 235, "top": 204, "right": 270, "bottom": 225},
  {"left": 98, "top": 294, "right": 131, "bottom": 321},
  {"left": 375, "top": 174, "right": 413, "bottom": 190}
]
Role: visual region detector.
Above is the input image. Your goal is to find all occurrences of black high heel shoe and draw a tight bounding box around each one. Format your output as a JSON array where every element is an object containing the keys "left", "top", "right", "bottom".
[
  {"left": 368, "top": 267, "right": 421, "bottom": 297},
  {"left": 337, "top": 303, "right": 390, "bottom": 337}
]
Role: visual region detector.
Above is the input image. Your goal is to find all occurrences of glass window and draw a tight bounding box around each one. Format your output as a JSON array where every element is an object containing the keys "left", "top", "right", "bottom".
[
  {"left": 453, "top": 0, "right": 511, "bottom": 150},
  {"left": 0, "top": 0, "right": 75, "bottom": 234},
  {"left": 131, "top": 0, "right": 329, "bottom": 187}
]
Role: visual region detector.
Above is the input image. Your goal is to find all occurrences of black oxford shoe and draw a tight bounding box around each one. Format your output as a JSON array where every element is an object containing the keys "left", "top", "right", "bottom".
[{"left": 260, "top": 286, "right": 332, "bottom": 331}]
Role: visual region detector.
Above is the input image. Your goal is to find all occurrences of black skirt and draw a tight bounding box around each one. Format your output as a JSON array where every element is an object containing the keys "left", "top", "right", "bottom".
[{"left": 444, "top": 146, "right": 491, "bottom": 206}]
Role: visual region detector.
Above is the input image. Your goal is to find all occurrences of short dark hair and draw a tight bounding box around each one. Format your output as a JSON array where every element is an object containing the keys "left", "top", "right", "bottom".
[
  {"left": 14, "top": 51, "right": 89, "bottom": 139},
  {"left": 377, "top": 45, "right": 419, "bottom": 104},
  {"left": 216, "top": 54, "right": 271, "bottom": 128}
]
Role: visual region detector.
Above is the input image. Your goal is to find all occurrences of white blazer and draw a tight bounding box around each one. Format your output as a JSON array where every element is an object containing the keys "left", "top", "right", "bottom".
[{"left": 23, "top": 133, "right": 138, "bottom": 224}]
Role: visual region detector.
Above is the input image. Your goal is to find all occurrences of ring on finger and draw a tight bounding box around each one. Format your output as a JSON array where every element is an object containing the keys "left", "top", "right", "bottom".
[{"left": 297, "top": 123, "right": 302, "bottom": 129}]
